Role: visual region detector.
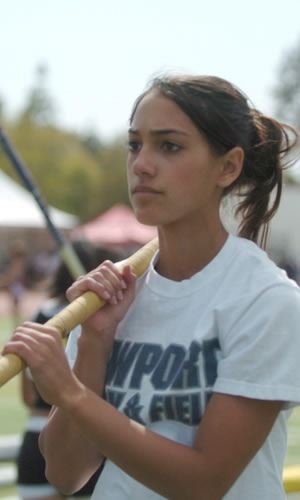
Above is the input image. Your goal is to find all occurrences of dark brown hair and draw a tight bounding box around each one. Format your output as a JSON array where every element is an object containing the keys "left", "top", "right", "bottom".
[
  {"left": 130, "top": 75, "right": 299, "bottom": 248},
  {"left": 49, "top": 240, "right": 121, "bottom": 298}
]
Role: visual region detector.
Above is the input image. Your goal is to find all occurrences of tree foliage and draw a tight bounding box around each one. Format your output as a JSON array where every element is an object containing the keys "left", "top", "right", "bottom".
[
  {"left": 19, "top": 64, "right": 57, "bottom": 126},
  {"left": 273, "top": 38, "right": 300, "bottom": 127},
  {"left": 0, "top": 65, "right": 130, "bottom": 222}
]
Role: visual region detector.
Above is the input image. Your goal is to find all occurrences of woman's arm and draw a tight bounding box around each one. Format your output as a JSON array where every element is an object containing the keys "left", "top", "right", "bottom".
[
  {"left": 44, "top": 375, "right": 283, "bottom": 500},
  {"left": 39, "top": 331, "right": 110, "bottom": 494}
]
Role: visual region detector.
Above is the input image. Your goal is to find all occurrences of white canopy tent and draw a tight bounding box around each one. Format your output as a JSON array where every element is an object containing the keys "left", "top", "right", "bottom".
[{"left": 0, "top": 169, "right": 77, "bottom": 229}]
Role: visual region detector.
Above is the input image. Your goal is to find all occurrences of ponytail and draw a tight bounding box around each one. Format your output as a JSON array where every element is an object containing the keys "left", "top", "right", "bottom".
[{"left": 234, "top": 112, "right": 298, "bottom": 248}]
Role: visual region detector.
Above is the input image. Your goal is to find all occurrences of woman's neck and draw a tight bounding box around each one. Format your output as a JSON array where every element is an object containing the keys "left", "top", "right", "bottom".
[{"left": 155, "top": 222, "right": 228, "bottom": 281}]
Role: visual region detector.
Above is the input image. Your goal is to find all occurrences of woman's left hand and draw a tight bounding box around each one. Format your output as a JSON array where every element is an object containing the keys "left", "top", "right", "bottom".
[{"left": 2, "top": 322, "right": 83, "bottom": 408}]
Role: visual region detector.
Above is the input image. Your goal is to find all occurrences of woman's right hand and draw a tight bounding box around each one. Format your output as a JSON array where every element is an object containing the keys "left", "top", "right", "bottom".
[{"left": 66, "top": 262, "right": 136, "bottom": 347}]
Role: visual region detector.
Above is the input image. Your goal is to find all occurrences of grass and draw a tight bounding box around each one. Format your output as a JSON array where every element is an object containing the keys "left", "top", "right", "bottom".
[
  {"left": 287, "top": 407, "right": 300, "bottom": 465},
  {"left": 0, "top": 316, "right": 27, "bottom": 436},
  {"left": 0, "top": 316, "right": 29, "bottom": 499},
  {"left": 0, "top": 486, "right": 16, "bottom": 499},
  {"left": 0, "top": 376, "right": 27, "bottom": 434}
]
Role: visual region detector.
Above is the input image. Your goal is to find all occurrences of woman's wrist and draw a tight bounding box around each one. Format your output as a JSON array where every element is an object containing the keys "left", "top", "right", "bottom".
[
  {"left": 78, "top": 324, "right": 117, "bottom": 360},
  {"left": 60, "top": 378, "right": 89, "bottom": 413}
]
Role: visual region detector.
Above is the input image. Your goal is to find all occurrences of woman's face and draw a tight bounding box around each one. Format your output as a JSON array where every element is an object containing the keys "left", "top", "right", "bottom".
[{"left": 127, "top": 89, "right": 225, "bottom": 228}]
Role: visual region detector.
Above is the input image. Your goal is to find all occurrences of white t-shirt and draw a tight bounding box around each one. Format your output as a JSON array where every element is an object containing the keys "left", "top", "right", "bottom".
[{"left": 66, "top": 234, "right": 300, "bottom": 499}]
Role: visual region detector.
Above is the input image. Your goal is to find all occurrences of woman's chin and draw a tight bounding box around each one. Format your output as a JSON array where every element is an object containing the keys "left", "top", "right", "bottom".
[
  {"left": 134, "top": 208, "right": 160, "bottom": 227},
  {"left": 136, "top": 215, "right": 158, "bottom": 227}
]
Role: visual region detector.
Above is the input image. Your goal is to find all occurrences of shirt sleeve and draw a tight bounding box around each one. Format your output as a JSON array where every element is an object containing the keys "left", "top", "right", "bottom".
[{"left": 214, "top": 284, "right": 300, "bottom": 407}]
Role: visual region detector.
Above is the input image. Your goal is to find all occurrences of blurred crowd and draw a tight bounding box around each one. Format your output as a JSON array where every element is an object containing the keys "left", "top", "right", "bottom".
[{"left": 0, "top": 238, "right": 125, "bottom": 323}]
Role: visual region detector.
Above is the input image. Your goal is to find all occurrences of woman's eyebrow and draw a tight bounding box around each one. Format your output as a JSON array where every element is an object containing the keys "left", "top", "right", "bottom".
[{"left": 128, "top": 127, "right": 189, "bottom": 136}]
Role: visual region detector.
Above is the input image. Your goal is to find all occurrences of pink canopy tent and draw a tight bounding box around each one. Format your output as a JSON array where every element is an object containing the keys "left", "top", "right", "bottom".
[{"left": 71, "top": 204, "right": 157, "bottom": 255}]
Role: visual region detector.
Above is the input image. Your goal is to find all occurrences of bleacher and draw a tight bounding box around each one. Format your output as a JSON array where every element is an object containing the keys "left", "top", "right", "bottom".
[{"left": 0, "top": 435, "right": 19, "bottom": 488}]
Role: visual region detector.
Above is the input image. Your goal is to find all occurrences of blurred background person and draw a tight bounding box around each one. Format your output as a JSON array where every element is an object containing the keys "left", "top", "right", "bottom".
[{"left": 0, "top": 240, "right": 29, "bottom": 328}]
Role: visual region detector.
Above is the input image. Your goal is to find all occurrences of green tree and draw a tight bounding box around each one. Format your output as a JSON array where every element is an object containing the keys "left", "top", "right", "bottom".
[
  {"left": 0, "top": 96, "right": 5, "bottom": 121},
  {"left": 1, "top": 121, "right": 105, "bottom": 220},
  {"left": 95, "top": 136, "right": 129, "bottom": 212},
  {"left": 273, "top": 38, "right": 300, "bottom": 127},
  {"left": 79, "top": 132, "right": 130, "bottom": 213},
  {"left": 19, "top": 63, "right": 56, "bottom": 126},
  {"left": 0, "top": 66, "right": 130, "bottom": 221}
]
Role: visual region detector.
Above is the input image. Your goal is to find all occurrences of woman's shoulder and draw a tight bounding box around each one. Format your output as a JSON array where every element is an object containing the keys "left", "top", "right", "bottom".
[
  {"left": 229, "top": 235, "right": 298, "bottom": 291},
  {"left": 217, "top": 239, "right": 300, "bottom": 360},
  {"left": 214, "top": 235, "right": 300, "bottom": 329}
]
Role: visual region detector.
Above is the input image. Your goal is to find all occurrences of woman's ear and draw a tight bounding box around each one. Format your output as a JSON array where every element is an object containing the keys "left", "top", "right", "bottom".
[{"left": 217, "top": 146, "right": 244, "bottom": 188}]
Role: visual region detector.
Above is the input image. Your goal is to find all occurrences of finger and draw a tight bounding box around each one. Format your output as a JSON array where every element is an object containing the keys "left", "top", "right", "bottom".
[
  {"left": 66, "top": 275, "right": 116, "bottom": 303},
  {"left": 122, "top": 265, "right": 137, "bottom": 285},
  {"left": 3, "top": 339, "right": 35, "bottom": 363},
  {"left": 67, "top": 264, "right": 126, "bottom": 304},
  {"left": 96, "top": 261, "right": 127, "bottom": 290},
  {"left": 7, "top": 322, "right": 62, "bottom": 356},
  {"left": 11, "top": 322, "right": 61, "bottom": 343},
  {"left": 22, "top": 321, "right": 61, "bottom": 336},
  {"left": 3, "top": 334, "right": 55, "bottom": 368},
  {"left": 93, "top": 268, "right": 126, "bottom": 303}
]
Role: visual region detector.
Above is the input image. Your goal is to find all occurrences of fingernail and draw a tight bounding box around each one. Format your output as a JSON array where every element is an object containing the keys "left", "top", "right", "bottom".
[{"left": 121, "top": 280, "right": 127, "bottom": 289}]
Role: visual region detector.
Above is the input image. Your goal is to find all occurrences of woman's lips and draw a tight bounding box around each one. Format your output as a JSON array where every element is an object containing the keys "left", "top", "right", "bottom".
[{"left": 132, "top": 186, "right": 161, "bottom": 195}]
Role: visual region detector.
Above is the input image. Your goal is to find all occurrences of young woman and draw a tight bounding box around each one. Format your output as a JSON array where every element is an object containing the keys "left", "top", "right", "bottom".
[{"left": 4, "top": 74, "right": 300, "bottom": 500}]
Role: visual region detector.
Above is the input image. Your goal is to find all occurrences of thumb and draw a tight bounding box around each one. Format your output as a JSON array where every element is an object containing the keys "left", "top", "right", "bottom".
[{"left": 122, "top": 265, "right": 137, "bottom": 285}]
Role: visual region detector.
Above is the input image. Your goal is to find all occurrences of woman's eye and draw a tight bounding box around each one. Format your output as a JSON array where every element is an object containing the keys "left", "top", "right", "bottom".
[
  {"left": 161, "top": 141, "right": 181, "bottom": 153},
  {"left": 127, "top": 141, "right": 141, "bottom": 152}
]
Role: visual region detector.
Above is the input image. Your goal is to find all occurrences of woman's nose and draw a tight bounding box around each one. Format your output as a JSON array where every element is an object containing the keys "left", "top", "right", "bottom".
[{"left": 130, "top": 147, "right": 156, "bottom": 177}]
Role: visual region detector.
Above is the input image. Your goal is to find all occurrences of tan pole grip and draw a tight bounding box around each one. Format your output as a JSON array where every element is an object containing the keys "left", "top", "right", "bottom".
[{"left": 0, "top": 237, "right": 158, "bottom": 388}]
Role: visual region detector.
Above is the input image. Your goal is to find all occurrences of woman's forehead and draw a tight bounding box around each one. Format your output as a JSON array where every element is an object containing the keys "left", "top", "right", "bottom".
[{"left": 130, "top": 90, "right": 197, "bottom": 133}]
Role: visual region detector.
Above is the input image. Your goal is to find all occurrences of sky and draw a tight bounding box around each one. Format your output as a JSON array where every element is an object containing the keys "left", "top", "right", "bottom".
[{"left": 1, "top": 0, "right": 300, "bottom": 141}]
